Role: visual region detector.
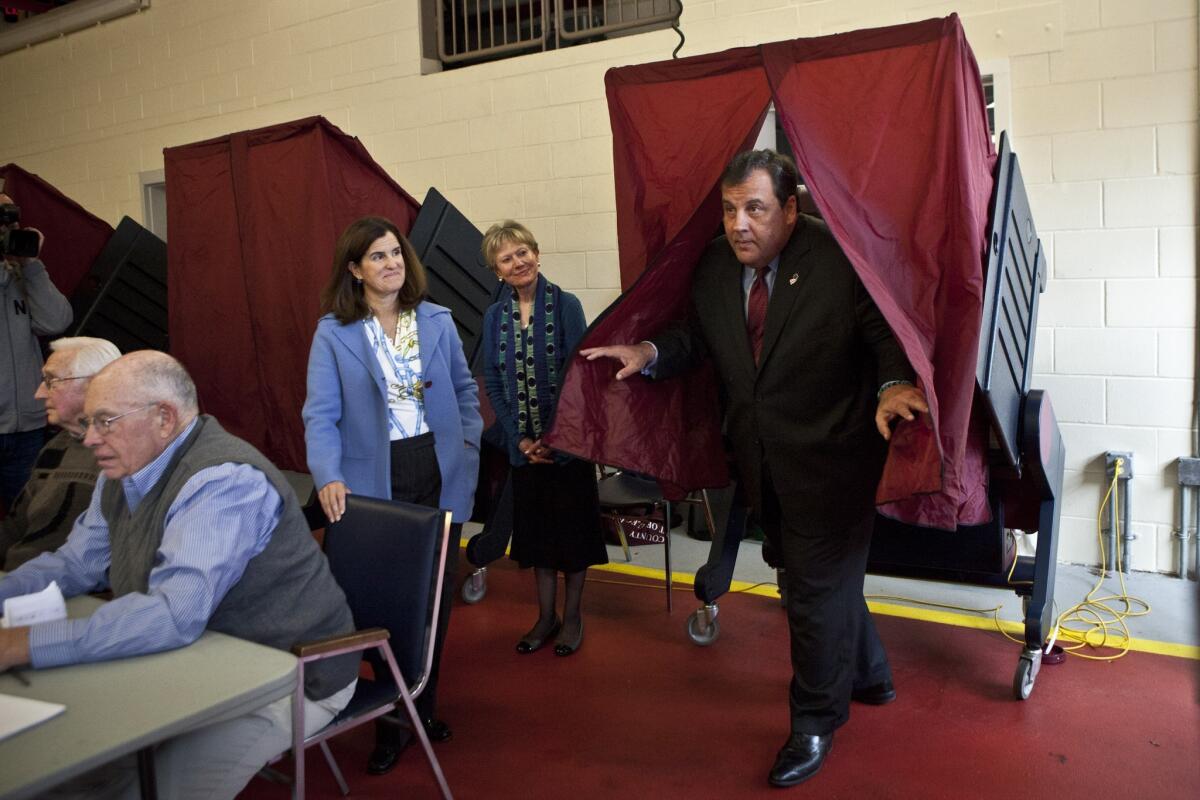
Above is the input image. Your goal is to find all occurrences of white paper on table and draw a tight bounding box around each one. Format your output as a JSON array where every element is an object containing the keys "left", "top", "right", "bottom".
[
  {"left": 0, "top": 693, "right": 65, "bottom": 741},
  {"left": 1, "top": 581, "right": 67, "bottom": 628}
]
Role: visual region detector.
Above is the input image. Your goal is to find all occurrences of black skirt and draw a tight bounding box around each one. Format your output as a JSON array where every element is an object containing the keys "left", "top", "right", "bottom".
[{"left": 509, "top": 459, "right": 608, "bottom": 572}]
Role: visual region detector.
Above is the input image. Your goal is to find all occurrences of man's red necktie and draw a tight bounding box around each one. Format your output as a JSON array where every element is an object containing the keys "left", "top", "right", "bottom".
[{"left": 746, "top": 266, "right": 769, "bottom": 364}]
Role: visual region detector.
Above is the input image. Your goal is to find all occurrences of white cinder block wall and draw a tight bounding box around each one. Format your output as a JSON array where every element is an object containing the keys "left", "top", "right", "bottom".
[{"left": 0, "top": 0, "right": 1195, "bottom": 573}]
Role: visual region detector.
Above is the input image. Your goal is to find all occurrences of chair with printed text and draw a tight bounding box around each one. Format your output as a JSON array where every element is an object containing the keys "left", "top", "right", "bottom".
[{"left": 597, "top": 469, "right": 719, "bottom": 614}]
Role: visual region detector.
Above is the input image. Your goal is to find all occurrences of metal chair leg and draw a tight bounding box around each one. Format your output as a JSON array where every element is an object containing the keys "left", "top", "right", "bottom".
[
  {"left": 663, "top": 500, "right": 673, "bottom": 612},
  {"left": 699, "top": 489, "right": 718, "bottom": 539},
  {"left": 393, "top": 679, "right": 454, "bottom": 799},
  {"left": 291, "top": 670, "right": 306, "bottom": 800},
  {"left": 614, "top": 518, "right": 632, "bottom": 562},
  {"left": 320, "top": 741, "right": 349, "bottom": 796}
]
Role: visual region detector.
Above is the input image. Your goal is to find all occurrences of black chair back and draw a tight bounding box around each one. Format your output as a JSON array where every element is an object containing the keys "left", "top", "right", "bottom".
[{"left": 322, "top": 495, "right": 449, "bottom": 691}]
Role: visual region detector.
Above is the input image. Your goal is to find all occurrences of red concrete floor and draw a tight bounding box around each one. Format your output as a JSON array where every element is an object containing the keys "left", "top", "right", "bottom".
[{"left": 242, "top": 558, "right": 1200, "bottom": 799}]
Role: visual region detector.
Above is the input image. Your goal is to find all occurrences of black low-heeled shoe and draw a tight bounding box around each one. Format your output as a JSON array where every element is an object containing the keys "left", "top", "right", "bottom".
[
  {"left": 516, "top": 618, "right": 561, "bottom": 654},
  {"left": 553, "top": 620, "right": 583, "bottom": 657}
]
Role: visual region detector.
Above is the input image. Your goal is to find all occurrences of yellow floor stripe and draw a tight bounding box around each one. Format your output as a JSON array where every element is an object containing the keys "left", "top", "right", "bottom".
[{"left": 585, "top": 558, "right": 1200, "bottom": 660}]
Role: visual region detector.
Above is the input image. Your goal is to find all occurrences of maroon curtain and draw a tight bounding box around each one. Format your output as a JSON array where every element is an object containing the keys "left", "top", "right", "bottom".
[
  {"left": 0, "top": 163, "right": 115, "bottom": 299},
  {"left": 546, "top": 49, "right": 776, "bottom": 496},
  {"left": 164, "top": 117, "right": 421, "bottom": 472},
  {"left": 546, "top": 15, "right": 995, "bottom": 528}
]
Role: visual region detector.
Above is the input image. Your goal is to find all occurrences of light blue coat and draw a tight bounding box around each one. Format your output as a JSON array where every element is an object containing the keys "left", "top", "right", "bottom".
[{"left": 302, "top": 302, "right": 482, "bottom": 522}]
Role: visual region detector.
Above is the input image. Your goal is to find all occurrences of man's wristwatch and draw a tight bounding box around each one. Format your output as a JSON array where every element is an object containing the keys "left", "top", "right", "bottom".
[{"left": 877, "top": 379, "right": 913, "bottom": 399}]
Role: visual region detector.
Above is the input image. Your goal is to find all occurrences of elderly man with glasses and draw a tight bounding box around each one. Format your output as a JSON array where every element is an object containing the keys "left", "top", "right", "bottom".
[
  {"left": 0, "top": 350, "right": 359, "bottom": 799},
  {"left": 0, "top": 337, "right": 120, "bottom": 569}
]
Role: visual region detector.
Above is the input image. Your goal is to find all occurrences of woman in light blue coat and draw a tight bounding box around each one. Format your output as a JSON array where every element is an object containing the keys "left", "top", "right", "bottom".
[{"left": 303, "top": 216, "right": 481, "bottom": 774}]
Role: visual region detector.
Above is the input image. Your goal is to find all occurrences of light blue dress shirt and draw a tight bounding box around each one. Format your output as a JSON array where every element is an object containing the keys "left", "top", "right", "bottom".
[{"left": 0, "top": 419, "right": 283, "bottom": 668}]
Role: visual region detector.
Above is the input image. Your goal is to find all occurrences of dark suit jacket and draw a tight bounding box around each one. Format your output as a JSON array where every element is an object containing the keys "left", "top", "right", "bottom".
[{"left": 652, "top": 214, "right": 913, "bottom": 529}]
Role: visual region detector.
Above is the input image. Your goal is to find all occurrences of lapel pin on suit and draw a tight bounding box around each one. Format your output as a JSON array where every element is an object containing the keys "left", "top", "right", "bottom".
[{"left": 788, "top": 272, "right": 799, "bottom": 285}]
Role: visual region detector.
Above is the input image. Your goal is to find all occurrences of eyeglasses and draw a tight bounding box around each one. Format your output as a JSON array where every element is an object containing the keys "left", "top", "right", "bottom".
[
  {"left": 41, "top": 374, "right": 92, "bottom": 389},
  {"left": 78, "top": 403, "right": 157, "bottom": 437}
]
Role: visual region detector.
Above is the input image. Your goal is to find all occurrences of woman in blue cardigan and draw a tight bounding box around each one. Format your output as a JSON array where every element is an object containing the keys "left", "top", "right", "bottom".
[
  {"left": 303, "top": 216, "right": 481, "bottom": 774},
  {"left": 480, "top": 220, "right": 607, "bottom": 658}
]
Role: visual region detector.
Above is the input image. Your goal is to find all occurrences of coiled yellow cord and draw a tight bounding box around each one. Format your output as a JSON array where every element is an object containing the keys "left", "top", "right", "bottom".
[
  {"left": 867, "top": 459, "right": 1151, "bottom": 660},
  {"left": 1037, "top": 457, "right": 1150, "bottom": 660}
]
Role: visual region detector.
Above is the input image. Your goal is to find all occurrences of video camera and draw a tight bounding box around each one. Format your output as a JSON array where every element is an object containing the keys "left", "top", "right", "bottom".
[{"left": 0, "top": 204, "right": 41, "bottom": 258}]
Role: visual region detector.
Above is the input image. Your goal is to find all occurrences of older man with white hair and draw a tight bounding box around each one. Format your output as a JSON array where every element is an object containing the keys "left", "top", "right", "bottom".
[
  {"left": 0, "top": 350, "right": 357, "bottom": 799},
  {"left": 1, "top": 336, "right": 120, "bottom": 569}
]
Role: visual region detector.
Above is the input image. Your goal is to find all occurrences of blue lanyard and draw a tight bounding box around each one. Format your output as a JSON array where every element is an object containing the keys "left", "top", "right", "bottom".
[{"left": 365, "top": 314, "right": 425, "bottom": 438}]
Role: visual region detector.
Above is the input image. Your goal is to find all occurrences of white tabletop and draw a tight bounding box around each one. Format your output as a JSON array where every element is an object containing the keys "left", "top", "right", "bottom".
[{"left": 0, "top": 590, "right": 297, "bottom": 800}]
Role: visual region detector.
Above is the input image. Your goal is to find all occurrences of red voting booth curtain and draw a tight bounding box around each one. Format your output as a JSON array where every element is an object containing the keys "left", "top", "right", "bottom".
[
  {"left": 164, "top": 117, "right": 420, "bottom": 473},
  {"left": 0, "top": 163, "right": 115, "bottom": 300},
  {"left": 546, "top": 15, "right": 995, "bottom": 529}
]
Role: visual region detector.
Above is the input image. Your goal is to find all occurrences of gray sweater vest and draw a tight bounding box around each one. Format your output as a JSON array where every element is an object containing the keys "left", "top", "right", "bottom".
[{"left": 101, "top": 416, "right": 358, "bottom": 700}]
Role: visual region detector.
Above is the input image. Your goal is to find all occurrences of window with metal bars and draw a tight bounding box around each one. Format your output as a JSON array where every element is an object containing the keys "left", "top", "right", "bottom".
[{"left": 427, "top": 0, "right": 681, "bottom": 69}]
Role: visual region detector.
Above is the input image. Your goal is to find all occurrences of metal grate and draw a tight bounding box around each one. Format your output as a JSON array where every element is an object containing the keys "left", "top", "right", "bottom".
[
  {"left": 435, "top": 0, "right": 680, "bottom": 66},
  {"left": 556, "top": 0, "right": 680, "bottom": 42}
]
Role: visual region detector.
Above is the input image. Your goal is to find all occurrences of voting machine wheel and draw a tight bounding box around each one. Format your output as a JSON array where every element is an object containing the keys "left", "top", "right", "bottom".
[
  {"left": 461, "top": 568, "right": 488, "bottom": 604},
  {"left": 1013, "top": 647, "right": 1041, "bottom": 700},
  {"left": 686, "top": 604, "right": 720, "bottom": 646}
]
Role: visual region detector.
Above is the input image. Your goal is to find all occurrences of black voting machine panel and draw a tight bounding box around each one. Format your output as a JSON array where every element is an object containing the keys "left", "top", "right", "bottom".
[
  {"left": 406, "top": 190, "right": 512, "bottom": 535},
  {"left": 68, "top": 217, "right": 168, "bottom": 354},
  {"left": 409, "top": 187, "right": 501, "bottom": 372},
  {"left": 866, "top": 132, "right": 1065, "bottom": 699},
  {"left": 686, "top": 134, "right": 1065, "bottom": 700}
]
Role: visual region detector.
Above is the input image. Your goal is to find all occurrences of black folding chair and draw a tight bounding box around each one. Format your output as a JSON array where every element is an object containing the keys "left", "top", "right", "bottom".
[
  {"left": 287, "top": 495, "right": 454, "bottom": 799},
  {"left": 597, "top": 469, "right": 718, "bottom": 614}
]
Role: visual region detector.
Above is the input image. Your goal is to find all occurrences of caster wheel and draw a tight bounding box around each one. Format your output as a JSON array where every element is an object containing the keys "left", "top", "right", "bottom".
[
  {"left": 1013, "top": 653, "right": 1037, "bottom": 700},
  {"left": 686, "top": 610, "right": 720, "bottom": 646},
  {"left": 461, "top": 573, "right": 487, "bottom": 604}
]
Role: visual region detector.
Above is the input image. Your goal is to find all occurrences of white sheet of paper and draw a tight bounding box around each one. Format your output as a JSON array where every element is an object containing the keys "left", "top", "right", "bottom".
[
  {"left": 0, "top": 693, "right": 65, "bottom": 742},
  {"left": 1, "top": 581, "right": 67, "bottom": 628}
]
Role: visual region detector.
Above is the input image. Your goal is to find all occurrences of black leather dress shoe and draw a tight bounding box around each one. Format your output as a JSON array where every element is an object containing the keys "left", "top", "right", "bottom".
[
  {"left": 367, "top": 717, "right": 450, "bottom": 773},
  {"left": 423, "top": 717, "right": 453, "bottom": 743},
  {"left": 851, "top": 680, "right": 896, "bottom": 705},
  {"left": 768, "top": 733, "right": 832, "bottom": 788},
  {"left": 367, "top": 730, "right": 412, "bottom": 775}
]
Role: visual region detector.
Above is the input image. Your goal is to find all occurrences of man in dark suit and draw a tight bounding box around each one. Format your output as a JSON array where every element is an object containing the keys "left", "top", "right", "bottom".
[{"left": 583, "top": 149, "right": 928, "bottom": 788}]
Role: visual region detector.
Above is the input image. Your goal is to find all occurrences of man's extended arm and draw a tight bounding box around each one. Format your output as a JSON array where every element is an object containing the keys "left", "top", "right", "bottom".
[
  {"left": 0, "top": 483, "right": 113, "bottom": 670},
  {"left": 0, "top": 480, "right": 115, "bottom": 605},
  {"left": 23, "top": 464, "right": 281, "bottom": 669},
  {"left": 582, "top": 310, "right": 708, "bottom": 382}
]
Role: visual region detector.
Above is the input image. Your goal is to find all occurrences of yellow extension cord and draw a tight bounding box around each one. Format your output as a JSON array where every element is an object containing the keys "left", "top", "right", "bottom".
[
  {"left": 589, "top": 460, "right": 1151, "bottom": 661},
  {"left": 868, "top": 456, "right": 1150, "bottom": 660},
  {"left": 1035, "top": 457, "right": 1150, "bottom": 660}
]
